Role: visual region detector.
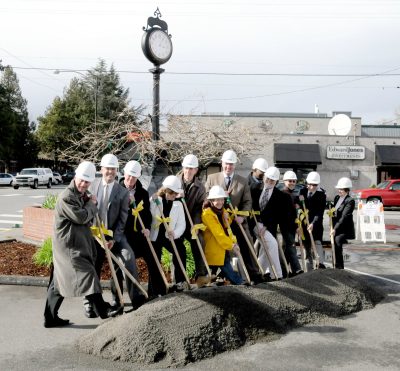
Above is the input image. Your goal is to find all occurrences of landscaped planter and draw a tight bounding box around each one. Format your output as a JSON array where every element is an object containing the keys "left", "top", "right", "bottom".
[{"left": 23, "top": 206, "right": 55, "bottom": 242}]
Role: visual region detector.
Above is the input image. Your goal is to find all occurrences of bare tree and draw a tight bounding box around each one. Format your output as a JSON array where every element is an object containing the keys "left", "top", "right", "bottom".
[{"left": 59, "top": 109, "right": 277, "bottom": 169}]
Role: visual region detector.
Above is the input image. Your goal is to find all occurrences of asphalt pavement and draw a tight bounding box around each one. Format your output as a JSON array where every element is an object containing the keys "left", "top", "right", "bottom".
[{"left": 1, "top": 193, "right": 400, "bottom": 370}]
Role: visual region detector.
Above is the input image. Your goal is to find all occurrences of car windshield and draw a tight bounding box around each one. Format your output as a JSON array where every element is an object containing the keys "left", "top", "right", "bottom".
[
  {"left": 20, "top": 170, "right": 37, "bottom": 175},
  {"left": 376, "top": 181, "right": 389, "bottom": 189}
]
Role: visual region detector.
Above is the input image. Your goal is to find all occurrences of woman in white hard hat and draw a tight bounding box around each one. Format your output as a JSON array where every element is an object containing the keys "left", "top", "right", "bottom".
[
  {"left": 202, "top": 185, "right": 244, "bottom": 285},
  {"left": 331, "top": 177, "right": 355, "bottom": 269},
  {"left": 150, "top": 175, "right": 187, "bottom": 294}
]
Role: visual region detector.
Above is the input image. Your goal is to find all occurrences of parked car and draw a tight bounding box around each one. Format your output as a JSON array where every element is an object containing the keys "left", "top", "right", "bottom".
[
  {"left": 62, "top": 171, "right": 75, "bottom": 184},
  {"left": 13, "top": 168, "right": 53, "bottom": 189},
  {"left": 0, "top": 173, "right": 16, "bottom": 186},
  {"left": 52, "top": 172, "right": 62, "bottom": 184},
  {"left": 352, "top": 179, "right": 400, "bottom": 207}
]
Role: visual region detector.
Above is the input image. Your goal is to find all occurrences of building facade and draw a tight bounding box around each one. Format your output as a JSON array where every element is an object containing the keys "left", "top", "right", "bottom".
[{"left": 170, "top": 112, "right": 400, "bottom": 200}]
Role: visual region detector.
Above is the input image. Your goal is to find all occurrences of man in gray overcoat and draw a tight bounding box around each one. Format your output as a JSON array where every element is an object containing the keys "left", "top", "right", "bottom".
[{"left": 44, "top": 161, "right": 120, "bottom": 328}]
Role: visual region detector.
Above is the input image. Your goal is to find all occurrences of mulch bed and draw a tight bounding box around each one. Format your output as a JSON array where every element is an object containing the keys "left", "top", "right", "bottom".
[{"left": 0, "top": 240, "right": 150, "bottom": 282}]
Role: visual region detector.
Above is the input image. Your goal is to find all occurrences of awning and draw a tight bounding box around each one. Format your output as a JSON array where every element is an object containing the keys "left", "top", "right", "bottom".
[
  {"left": 274, "top": 143, "right": 322, "bottom": 164},
  {"left": 375, "top": 145, "right": 400, "bottom": 165}
]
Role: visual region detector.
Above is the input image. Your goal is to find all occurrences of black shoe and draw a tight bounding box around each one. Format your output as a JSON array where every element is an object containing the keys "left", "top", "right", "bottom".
[
  {"left": 250, "top": 274, "right": 265, "bottom": 285},
  {"left": 84, "top": 305, "right": 98, "bottom": 319},
  {"left": 106, "top": 305, "right": 124, "bottom": 318},
  {"left": 131, "top": 295, "right": 146, "bottom": 311},
  {"left": 296, "top": 270, "right": 304, "bottom": 275},
  {"left": 318, "top": 263, "right": 326, "bottom": 269},
  {"left": 44, "top": 316, "right": 70, "bottom": 328}
]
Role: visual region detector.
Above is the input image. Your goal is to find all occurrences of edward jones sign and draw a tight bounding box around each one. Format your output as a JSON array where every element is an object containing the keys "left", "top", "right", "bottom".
[{"left": 326, "top": 145, "right": 365, "bottom": 160}]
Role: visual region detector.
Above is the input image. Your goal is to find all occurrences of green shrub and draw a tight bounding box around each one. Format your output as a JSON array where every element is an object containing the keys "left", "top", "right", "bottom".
[
  {"left": 160, "top": 239, "right": 196, "bottom": 279},
  {"left": 33, "top": 237, "right": 53, "bottom": 267},
  {"left": 42, "top": 194, "right": 58, "bottom": 210}
]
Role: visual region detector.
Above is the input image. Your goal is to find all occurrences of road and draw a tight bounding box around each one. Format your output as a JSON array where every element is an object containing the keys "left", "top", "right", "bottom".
[{"left": 0, "top": 184, "right": 65, "bottom": 231}]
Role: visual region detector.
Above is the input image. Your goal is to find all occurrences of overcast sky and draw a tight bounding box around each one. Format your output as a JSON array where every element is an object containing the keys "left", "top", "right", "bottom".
[{"left": 1, "top": 0, "right": 400, "bottom": 125}]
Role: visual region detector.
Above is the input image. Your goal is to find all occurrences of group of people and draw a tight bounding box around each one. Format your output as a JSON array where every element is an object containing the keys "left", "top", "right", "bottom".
[{"left": 43, "top": 150, "right": 355, "bottom": 328}]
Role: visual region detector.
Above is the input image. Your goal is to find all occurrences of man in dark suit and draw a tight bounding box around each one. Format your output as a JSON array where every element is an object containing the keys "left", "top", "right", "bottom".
[
  {"left": 83, "top": 153, "right": 130, "bottom": 317},
  {"left": 299, "top": 171, "right": 326, "bottom": 270},
  {"left": 205, "top": 150, "right": 263, "bottom": 283},
  {"left": 331, "top": 177, "right": 355, "bottom": 269}
]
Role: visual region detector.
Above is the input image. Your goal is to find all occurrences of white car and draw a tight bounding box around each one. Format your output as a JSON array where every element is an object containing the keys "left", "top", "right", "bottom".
[
  {"left": 0, "top": 173, "right": 15, "bottom": 186},
  {"left": 52, "top": 172, "right": 62, "bottom": 184}
]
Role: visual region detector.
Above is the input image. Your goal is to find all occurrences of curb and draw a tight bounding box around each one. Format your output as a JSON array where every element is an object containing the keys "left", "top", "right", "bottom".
[{"left": 0, "top": 275, "right": 112, "bottom": 289}]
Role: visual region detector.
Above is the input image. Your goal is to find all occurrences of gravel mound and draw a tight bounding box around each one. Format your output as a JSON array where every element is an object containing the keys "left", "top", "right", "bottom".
[{"left": 77, "top": 269, "right": 384, "bottom": 367}]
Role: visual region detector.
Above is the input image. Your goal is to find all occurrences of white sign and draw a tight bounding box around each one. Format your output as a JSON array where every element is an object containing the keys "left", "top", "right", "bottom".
[
  {"left": 356, "top": 201, "right": 386, "bottom": 243},
  {"left": 326, "top": 145, "right": 365, "bottom": 160}
]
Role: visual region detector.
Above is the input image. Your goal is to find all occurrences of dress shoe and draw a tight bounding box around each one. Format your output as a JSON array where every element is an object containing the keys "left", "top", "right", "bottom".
[
  {"left": 44, "top": 316, "right": 70, "bottom": 328},
  {"left": 107, "top": 305, "right": 124, "bottom": 317},
  {"left": 318, "top": 263, "right": 326, "bottom": 269},
  {"left": 84, "top": 305, "right": 98, "bottom": 319}
]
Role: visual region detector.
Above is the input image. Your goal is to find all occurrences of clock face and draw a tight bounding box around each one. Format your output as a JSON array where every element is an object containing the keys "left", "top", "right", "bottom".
[{"left": 148, "top": 29, "right": 172, "bottom": 62}]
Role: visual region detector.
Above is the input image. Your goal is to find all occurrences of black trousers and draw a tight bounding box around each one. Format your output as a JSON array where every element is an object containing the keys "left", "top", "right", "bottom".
[{"left": 334, "top": 234, "right": 347, "bottom": 269}]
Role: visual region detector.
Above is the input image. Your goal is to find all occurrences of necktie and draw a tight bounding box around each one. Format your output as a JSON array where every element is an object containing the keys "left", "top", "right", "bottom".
[
  {"left": 259, "top": 188, "right": 270, "bottom": 211},
  {"left": 226, "top": 176, "right": 231, "bottom": 190},
  {"left": 99, "top": 184, "right": 109, "bottom": 227}
]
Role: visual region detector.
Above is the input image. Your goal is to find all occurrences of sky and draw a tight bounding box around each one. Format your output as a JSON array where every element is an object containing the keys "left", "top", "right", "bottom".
[{"left": 1, "top": 0, "right": 400, "bottom": 126}]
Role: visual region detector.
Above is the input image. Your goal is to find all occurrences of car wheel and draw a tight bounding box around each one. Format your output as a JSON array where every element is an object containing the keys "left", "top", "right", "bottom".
[
  {"left": 47, "top": 179, "right": 52, "bottom": 188},
  {"left": 13, "top": 185, "right": 19, "bottom": 189},
  {"left": 33, "top": 180, "right": 38, "bottom": 189}
]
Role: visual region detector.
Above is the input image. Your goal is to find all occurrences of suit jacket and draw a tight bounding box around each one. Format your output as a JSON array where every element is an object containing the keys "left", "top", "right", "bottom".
[
  {"left": 205, "top": 172, "right": 252, "bottom": 212},
  {"left": 299, "top": 187, "right": 326, "bottom": 241},
  {"left": 250, "top": 186, "right": 292, "bottom": 238},
  {"left": 333, "top": 194, "right": 355, "bottom": 239},
  {"left": 89, "top": 178, "right": 130, "bottom": 243}
]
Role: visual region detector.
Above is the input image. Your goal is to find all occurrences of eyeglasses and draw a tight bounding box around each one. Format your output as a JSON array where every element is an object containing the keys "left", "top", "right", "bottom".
[{"left": 307, "top": 184, "right": 318, "bottom": 187}]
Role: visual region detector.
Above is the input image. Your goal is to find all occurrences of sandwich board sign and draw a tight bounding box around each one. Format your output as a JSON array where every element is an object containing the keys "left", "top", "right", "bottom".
[{"left": 356, "top": 201, "right": 386, "bottom": 243}]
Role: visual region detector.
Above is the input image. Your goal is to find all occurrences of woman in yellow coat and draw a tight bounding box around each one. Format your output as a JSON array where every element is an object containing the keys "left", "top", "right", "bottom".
[{"left": 202, "top": 185, "right": 244, "bottom": 285}]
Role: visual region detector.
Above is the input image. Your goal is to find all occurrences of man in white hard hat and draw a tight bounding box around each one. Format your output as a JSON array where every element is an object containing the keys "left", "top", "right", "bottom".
[
  {"left": 299, "top": 171, "right": 327, "bottom": 269},
  {"left": 176, "top": 154, "right": 208, "bottom": 288},
  {"left": 280, "top": 171, "right": 304, "bottom": 276},
  {"left": 250, "top": 166, "right": 286, "bottom": 279},
  {"left": 205, "top": 150, "right": 263, "bottom": 284},
  {"left": 83, "top": 153, "right": 131, "bottom": 318},
  {"left": 331, "top": 177, "right": 355, "bottom": 269},
  {"left": 247, "top": 158, "right": 269, "bottom": 193},
  {"left": 44, "top": 161, "right": 121, "bottom": 327}
]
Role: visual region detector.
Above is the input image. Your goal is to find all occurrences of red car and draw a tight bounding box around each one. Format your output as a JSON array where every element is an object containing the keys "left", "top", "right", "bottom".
[{"left": 352, "top": 179, "right": 400, "bottom": 207}]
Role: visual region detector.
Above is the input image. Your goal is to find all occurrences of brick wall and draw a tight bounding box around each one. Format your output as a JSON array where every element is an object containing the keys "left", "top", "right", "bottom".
[{"left": 23, "top": 206, "right": 55, "bottom": 242}]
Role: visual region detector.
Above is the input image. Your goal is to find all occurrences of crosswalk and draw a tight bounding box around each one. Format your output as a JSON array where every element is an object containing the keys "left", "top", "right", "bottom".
[{"left": 0, "top": 213, "right": 23, "bottom": 228}]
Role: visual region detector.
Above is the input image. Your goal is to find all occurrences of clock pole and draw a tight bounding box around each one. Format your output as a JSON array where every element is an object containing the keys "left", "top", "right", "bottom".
[
  {"left": 142, "top": 8, "right": 172, "bottom": 142},
  {"left": 149, "top": 66, "right": 164, "bottom": 141}
]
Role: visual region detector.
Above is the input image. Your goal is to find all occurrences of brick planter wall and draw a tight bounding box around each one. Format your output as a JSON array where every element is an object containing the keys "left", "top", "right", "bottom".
[{"left": 23, "top": 206, "right": 55, "bottom": 242}]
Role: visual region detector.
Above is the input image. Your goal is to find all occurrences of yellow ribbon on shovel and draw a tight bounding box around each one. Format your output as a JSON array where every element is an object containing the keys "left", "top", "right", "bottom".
[
  {"left": 91, "top": 223, "right": 113, "bottom": 239},
  {"left": 191, "top": 223, "right": 207, "bottom": 239},
  {"left": 295, "top": 217, "right": 305, "bottom": 240},
  {"left": 326, "top": 207, "right": 336, "bottom": 218},
  {"left": 154, "top": 215, "right": 172, "bottom": 229},
  {"left": 228, "top": 207, "right": 250, "bottom": 218},
  {"left": 131, "top": 200, "right": 144, "bottom": 232},
  {"left": 249, "top": 210, "right": 260, "bottom": 218}
]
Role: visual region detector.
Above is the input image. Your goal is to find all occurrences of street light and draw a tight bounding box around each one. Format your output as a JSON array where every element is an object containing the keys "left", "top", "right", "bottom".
[{"left": 54, "top": 69, "right": 99, "bottom": 127}]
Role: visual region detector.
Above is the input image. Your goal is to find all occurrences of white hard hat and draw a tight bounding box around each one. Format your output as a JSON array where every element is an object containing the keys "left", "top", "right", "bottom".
[
  {"left": 75, "top": 161, "right": 96, "bottom": 182},
  {"left": 283, "top": 170, "right": 297, "bottom": 181},
  {"left": 221, "top": 150, "right": 237, "bottom": 164},
  {"left": 207, "top": 185, "right": 227, "bottom": 199},
  {"left": 335, "top": 177, "right": 352, "bottom": 189},
  {"left": 252, "top": 158, "right": 269, "bottom": 173},
  {"left": 182, "top": 154, "right": 199, "bottom": 168},
  {"left": 162, "top": 175, "right": 183, "bottom": 193},
  {"left": 265, "top": 166, "right": 280, "bottom": 181},
  {"left": 124, "top": 161, "right": 141, "bottom": 178},
  {"left": 306, "top": 171, "right": 320, "bottom": 184},
  {"left": 100, "top": 153, "right": 119, "bottom": 168}
]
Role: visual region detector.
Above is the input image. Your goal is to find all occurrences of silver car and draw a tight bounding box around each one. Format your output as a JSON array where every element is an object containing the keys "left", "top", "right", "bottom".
[{"left": 0, "top": 173, "right": 15, "bottom": 186}]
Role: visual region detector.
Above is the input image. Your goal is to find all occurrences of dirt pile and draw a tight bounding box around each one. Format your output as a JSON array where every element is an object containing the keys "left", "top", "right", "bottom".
[{"left": 77, "top": 269, "right": 384, "bottom": 367}]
